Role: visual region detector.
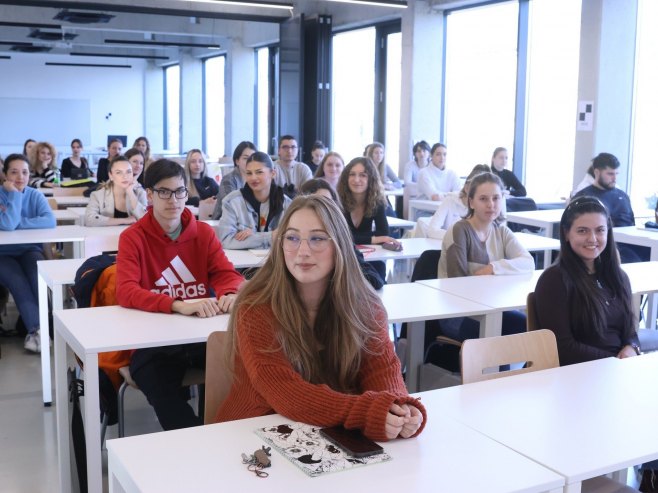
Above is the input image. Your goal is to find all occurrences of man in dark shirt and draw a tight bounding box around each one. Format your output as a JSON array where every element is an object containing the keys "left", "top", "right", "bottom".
[{"left": 574, "top": 152, "right": 648, "bottom": 262}]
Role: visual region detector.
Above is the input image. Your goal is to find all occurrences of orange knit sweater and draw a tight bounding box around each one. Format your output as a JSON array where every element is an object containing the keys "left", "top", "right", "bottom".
[{"left": 215, "top": 304, "right": 427, "bottom": 441}]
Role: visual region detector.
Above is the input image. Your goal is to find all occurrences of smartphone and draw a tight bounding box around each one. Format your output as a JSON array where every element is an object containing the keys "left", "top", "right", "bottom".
[
  {"left": 319, "top": 426, "right": 384, "bottom": 458},
  {"left": 382, "top": 241, "right": 402, "bottom": 252}
]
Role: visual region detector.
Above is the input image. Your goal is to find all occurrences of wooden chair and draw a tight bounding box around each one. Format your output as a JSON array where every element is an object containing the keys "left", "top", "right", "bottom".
[
  {"left": 460, "top": 329, "right": 559, "bottom": 384},
  {"left": 52, "top": 187, "right": 85, "bottom": 196},
  {"left": 204, "top": 331, "right": 232, "bottom": 424},
  {"left": 47, "top": 197, "right": 58, "bottom": 210},
  {"left": 526, "top": 292, "right": 538, "bottom": 331}
]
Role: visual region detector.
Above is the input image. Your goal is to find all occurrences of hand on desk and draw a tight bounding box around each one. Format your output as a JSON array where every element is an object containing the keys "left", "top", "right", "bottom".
[
  {"left": 235, "top": 229, "right": 254, "bottom": 241},
  {"left": 617, "top": 345, "right": 639, "bottom": 359},
  {"left": 172, "top": 299, "right": 222, "bottom": 318},
  {"left": 385, "top": 403, "right": 424, "bottom": 439},
  {"left": 217, "top": 293, "right": 237, "bottom": 313}
]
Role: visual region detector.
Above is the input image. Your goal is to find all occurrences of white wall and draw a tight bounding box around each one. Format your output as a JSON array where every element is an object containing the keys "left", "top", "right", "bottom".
[{"left": 0, "top": 53, "right": 145, "bottom": 159}]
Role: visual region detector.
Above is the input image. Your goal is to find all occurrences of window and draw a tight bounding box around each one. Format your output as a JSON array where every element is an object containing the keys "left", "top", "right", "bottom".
[
  {"left": 203, "top": 56, "right": 226, "bottom": 160},
  {"left": 256, "top": 47, "right": 271, "bottom": 153},
  {"left": 524, "top": 0, "right": 581, "bottom": 201},
  {"left": 444, "top": 2, "right": 518, "bottom": 178},
  {"left": 164, "top": 64, "right": 180, "bottom": 153},
  {"left": 384, "top": 31, "right": 402, "bottom": 174},
  {"left": 332, "top": 27, "right": 376, "bottom": 160},
  {"left": 631, "top": 0, "right": 658, "bottom": 211}
]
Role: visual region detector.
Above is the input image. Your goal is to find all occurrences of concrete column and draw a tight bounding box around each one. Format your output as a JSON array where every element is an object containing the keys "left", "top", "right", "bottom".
[
  {"left": 180, "top": 52, "right": 204, "bottom": 153},
  {"left": 225, "top": 37, "right": 256, "bottom": 154}
]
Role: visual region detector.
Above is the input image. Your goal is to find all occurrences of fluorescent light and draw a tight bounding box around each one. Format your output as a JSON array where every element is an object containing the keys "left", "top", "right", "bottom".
[
  {"left": 325, "top": 0, "right": 407, "bottom": 7},
  {"left": 187, "top": 0, "right": 293, "bottom": 10}
]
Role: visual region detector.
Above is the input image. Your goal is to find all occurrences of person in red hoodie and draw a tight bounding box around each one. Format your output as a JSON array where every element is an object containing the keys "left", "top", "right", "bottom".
[{"left": 117, "top": 158, "right": 243, "bottom": 430}]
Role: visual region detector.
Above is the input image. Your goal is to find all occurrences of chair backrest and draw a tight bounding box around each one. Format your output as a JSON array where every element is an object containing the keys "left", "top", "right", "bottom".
[
  {"left": 460, "top": 329, "right": 559, "bottom": 384},
  {"left": 526, "top": 292, "right": 538, "bottom": 331},
  {"left": 47, "top": 197, "right": 58, "bottom": 210},
  {"left": 53, "top": 187, "right": 85, "bottom": 196},
  {"left": 411, "top": 249, "right": 441, "bottom": 282},
  {"left": 204, "top": 331, "right": 232, "bottom": 424}
]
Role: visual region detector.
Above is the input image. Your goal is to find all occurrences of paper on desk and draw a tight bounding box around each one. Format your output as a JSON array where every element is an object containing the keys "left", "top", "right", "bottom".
[
  {"left": 248, "top": 249, "right": 270, "bottom": 257},
  {"left": 255, "top": 423, "right": 391, "bottom": 477}
]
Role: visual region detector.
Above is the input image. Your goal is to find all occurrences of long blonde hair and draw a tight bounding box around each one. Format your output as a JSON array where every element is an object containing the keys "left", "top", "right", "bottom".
[
  {"left": 184, "top": 149, "right": 207, "bottom": 199},
  {"left": 227, "top": 195, "right": 385, "bottom": 392}
]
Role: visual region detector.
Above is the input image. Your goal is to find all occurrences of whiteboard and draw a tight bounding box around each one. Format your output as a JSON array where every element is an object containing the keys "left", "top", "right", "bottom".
[{"left": 0, "top": 97, "right": 91, "bottom": 147}]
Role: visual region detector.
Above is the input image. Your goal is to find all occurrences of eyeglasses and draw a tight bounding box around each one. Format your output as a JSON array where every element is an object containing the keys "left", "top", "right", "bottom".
[
  {"left": 282, "top": 233, "right": 333, "bottom": 252},
  {"left": 281, "top": 145, "right": 298, "bottom": 151},
  {"left": 151, "top": 187, "right": 188, "bottom": 200}
]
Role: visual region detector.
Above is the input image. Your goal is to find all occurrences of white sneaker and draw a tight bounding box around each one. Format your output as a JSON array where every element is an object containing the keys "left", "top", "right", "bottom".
[{"left": 24, "top": 332, "right": 41, "bottom": 353}]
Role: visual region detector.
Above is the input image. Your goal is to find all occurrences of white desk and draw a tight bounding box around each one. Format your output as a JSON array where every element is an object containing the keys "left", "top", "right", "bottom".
[
  {"left": 54, "top": 306, "right": 230, "bottom": 493},
  {"left": 424, "top": 354, "right": 658, "bottom": 492},
  {"left": 378, "top": 283, "right": 494, "bottom": 392},
  {"left": 614, "top": 226, "right": 658, "bottom": 261},
  {"left": 107, "top": 405, "right": 564, "bottom": 493},
  {"left": 408, "top": 198, "right": 440, "bottom": 220},
  {"left": 66, "top": 207, "right": 87, "bottom": 225},
  {"left": 365, "top": 238, "right": 441, "bottom": 262},
  {"left": 53, "top": 209, "right": 79, "bottom": 224},
  {"left": 52, "top": 196, "right": 90, "bottom": 208},
  {"left": 387, "top": 216, "right": 415, "bottom": 230},
  {"left": 506, "top": 208, "right": 564, "bottom": 238}
]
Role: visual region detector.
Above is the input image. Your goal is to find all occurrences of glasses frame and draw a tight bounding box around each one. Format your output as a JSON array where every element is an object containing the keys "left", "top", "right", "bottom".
[
  {"left": 281, "top": 233, "right": 334, "bottom": 253},
  {"left": 151, "top": 187, "right": 189, "bottom": 200}
]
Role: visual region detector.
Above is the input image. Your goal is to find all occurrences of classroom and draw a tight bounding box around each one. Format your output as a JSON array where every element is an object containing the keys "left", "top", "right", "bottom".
[{"left": 1, "top": 0, "right": 658, "bottom": 492}]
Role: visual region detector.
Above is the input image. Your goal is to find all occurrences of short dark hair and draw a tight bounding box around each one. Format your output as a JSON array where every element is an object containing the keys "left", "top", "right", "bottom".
[
  {"left": 232, "top": 141, "right": 257, "bottom": 166},
  {"left": 431, "top": 143, "right": 447, "bottom": 155},
  {"left": 591, "top": 152, "right": 620, "bottom": 171},
  {"left": 3, "top": 153, "right": 28, "bottom": 173},
  {"left": 412, "top": 141, "right": 430, "bottom": 154},
  {"left": 310, "top": 140, "right": 326, "bottom": 152},
  {"left": 71, "top": 138, "right": 83, "bottom": 147},
  {"left": 279, "top": 135, "right": 296, "bottom": 146},
  {"left": 246, "top": 151, "right": 274, "bottom": 169},
  {"left": 124, "top": 148, "right": 144, "bottom": 161},
  {"left": 144, "top": 158, "right": 186, "bottom": 189},
  {"left": 299, "top": 178, "right": 338, "bottom": 202}
]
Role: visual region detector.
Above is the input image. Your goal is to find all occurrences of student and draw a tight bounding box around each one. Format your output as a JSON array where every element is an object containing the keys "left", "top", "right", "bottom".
[
  {"left": 534, "top": 197, "right": 639, "bottom": 364},
  {"left": 490, "top": 147, "right": 526, "bottom": 197},
  {"left": 132, "top": 136, "right": 154, "bottom": 169},
  {"left": 215, "top": 195, "right": 426, "bottom": 441},
  {"left": 97, "top": 138, "right": 123, "bottom": 183},
  {"left": 437, "top": 172, "right": 533, "bottom": 341},
  {"left": 403, "top": 140, "right": 431, "bottom": 184},
  {"left": 367, "top": 142, "right": 402, "bottom": 190},
  {"left": 417, "top": 143, "right": 461, "bottom": 201},
  {"left": 217, "top": 151, "right": 291, "bottom": 249},
  {"left": 274, "top": 135, "right": 313, "bottom": 198},
  {"left": 183, "top": 149, "right": 218, "bottom": 208},
  {"left": 415, "top": 164, "right": 494, "bottom": 239},
  {"left": 0, "top": 154, "right": 56, "bottom": 353},
  {"left": 314, "top": 151, "right": 344, "bottom": 190},
  {"left": 85, "top": 155, "right": 147, "bottom": 226},
  {"left": 22, "top": 139, "right": 36, "bottom": 158},
  {"left": 299, "top": 178, "right": 385, "bottom": 290},
  {"left": 116, "top": 158, "right": 243, "bottom": 430},
  {"left": 61, "top": 139, "right": 91, "bottom": 179},
  {"left": 124, "top": 148, "right": 145, "bottom": 188},
  {"left": 574, "top": 152, "right": 648, "bottom": 262},
  {"left": 306, "top": 140, "right": 326, "bottom": 174},
  {"left": 28, "top": 141, "right": 58, "bottom": 189},
  {"left": 212, "top": 141, "right": 256, "bottom": 219},
  {"left": 337, "top": 157, "right": 399, "bottom": 246}
]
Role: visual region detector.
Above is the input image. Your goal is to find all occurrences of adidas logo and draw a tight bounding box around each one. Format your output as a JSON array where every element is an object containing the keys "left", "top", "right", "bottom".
[{"left": 150, "top": 255, "right": 207, "bottom": 298}]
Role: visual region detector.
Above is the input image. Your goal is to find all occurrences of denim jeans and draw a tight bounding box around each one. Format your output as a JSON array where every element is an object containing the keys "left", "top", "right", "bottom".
[{"left": 0, "top": 250, "right": 44, "bottom": 333}]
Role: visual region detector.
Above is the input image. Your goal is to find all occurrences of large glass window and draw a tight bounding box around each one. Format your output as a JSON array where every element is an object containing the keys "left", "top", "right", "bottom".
[
  {"left": 164, "top": 64, "right": 180, "bottom": 153},
  {"left": 256, "top": 47, "right": 270, "bottom": 152},
  {"left": 631, "top": 0, "right": 658, "bottom": 211},
  {"left": 384, "top": 31, "right": 402, "bottom": 174},
  {"left": 332, "top": 27, "right": 376, "bottom": 160},
  {"left": 204, "top": 56, "right": 226, "bottom": 160},
  {"left": 444, "top": 2, "right": 518, "bottom": 178},
  {"left": 524, "top": 0, "right": 581, "bottom": 201}
]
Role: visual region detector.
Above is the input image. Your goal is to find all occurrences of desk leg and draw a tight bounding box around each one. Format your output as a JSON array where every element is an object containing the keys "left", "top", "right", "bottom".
[
  {"left": 74, "top": 240, "right": 84, "bottom": 259},
  {"left": 563, "top": 482, "right": 582, "bottom": 493},
  {"left": 647, "top": 247, "right": 658, "bottom": 329},
  {"left": 83, "top": 352, "right": 103, "bottom": 493},
  {"left": 54, "top": 324, "right": 72, "bottom": 493},
  {"left": 476, "top": 312, "right": 503, "bottom": 338},
  {"left": 406, "top": 321, "right": 425, "bottom": 393},
  {"left": 38, "top": 272, "right": 52, "bottom": 405}
]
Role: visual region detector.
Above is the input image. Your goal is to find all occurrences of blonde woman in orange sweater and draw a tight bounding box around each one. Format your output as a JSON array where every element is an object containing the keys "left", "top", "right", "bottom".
[{"left": 216, "top": 195, "right": 426, "bottom": 441}]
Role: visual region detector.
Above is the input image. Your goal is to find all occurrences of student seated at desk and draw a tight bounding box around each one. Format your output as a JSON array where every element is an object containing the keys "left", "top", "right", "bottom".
[
  {"left": 212, "top": 141, "right": 256, "bottom": 219},
  {"left": 337, "top": 157, "right": 400, "bottom": 280},
  {"left": 28, "top": 141, "right": 58, "bottom": 189},
  {"left": 490, "top": 147, "right": 526, "bottom": 197},
  {"left": 403, "top": 140, "right": 430, "bottom": 185},
  {"left": 366, "top": 142, "right": 402, "bottom": 190},
  {"left": 216, "top": 195, "right": 426, "bottom": 441},
  {"left": 417, "top": 143, "right": 461, "bottom": 201},
  {"left": 85, "top": 155, "right": 147, "bottom": 226},
  {"left": 97, "top": 138, "right": 123, "bottom": 184},
  {"left": 313, "top": 151, "right": 344, "bottom": 190},
  {"left": 217, "top": 151, "right": 291, "bottom": 250},
  {"left": 124, "top": 148, "right": 145, "bottom": 189},
  {"left": 0, "top": 154, "right": 56, "bottom": 353},
  {"left": 438, "top": 172, "right": 533, "bottom": 341},
  {"left": 184, "top": 149, "right": 218, "bottom": 208},
  {"left": 61, "top": 138, "right": 92, "bottom": 179},
  {"left": 116, "top": 159, "right": 244, "bottom": 430}
]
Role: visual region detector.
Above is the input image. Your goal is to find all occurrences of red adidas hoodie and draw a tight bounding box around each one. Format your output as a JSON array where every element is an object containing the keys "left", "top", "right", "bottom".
[{"left": 117, "top": 207, "right": 244, "bottom": 313}]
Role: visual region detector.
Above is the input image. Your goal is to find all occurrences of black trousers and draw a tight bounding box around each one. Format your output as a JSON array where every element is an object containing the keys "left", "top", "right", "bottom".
[{"left": 130, "top": 343, "right": 205, "bottom": 431}]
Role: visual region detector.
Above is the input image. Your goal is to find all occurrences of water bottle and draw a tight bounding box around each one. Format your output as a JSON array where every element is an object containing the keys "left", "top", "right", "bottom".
[{"left": 54, "top": 169, "right": 61, "bottom": 186}]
